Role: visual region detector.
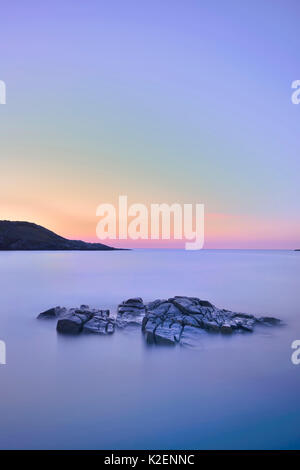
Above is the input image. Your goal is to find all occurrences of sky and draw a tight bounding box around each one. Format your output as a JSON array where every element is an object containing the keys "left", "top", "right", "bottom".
[{"left": 0, "top": 0, "right": 299, "bottom": 248}]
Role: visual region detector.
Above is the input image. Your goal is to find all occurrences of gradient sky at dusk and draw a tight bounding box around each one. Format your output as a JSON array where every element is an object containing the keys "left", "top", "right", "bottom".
[{"left": 1, "top": 0, "right": 299, "bottom": 248}]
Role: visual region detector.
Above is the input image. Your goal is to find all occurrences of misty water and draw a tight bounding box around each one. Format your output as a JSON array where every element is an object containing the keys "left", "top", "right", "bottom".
[{"left": 0, "top": 249, "right": 299, "bottom": 449}]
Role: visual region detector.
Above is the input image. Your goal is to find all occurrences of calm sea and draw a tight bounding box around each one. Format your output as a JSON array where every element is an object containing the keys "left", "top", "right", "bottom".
[{"left": 0, "top": 249, "right": 299, "bottom": 449}]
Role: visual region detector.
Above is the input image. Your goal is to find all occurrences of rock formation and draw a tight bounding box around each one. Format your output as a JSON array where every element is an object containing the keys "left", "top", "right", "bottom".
[
  {"left": 37, "top": 296, "right": 281, "bottom": 347},
  {"left": 141, "top": 296, "right": 281, "bottom": 346},
  {"left": 117, "top": 297, "right": 146, "bottom": 327},
  {"left": 39, "top": 305, "right": 115, "bottom": 335}
]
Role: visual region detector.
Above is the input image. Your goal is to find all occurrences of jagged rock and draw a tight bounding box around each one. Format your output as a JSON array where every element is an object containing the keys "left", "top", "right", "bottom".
[
  {"left": 57, "top": 308, "right": 115, "bottom": 335},
  {"left": 38, "top": 305, "right": 116, "bottom": 335},
  {"left": 37, "top": 306, "right": 67, "bottom": 319},
  {"left": 154, "top": 321, "right": 182, "bottom": 345},
  {"left": 141, "top": 296, "right": 281, "bottom": 347},
  {"left": 37, "top": 296, "right": 281, "bottom": 346},
  {"left": 117, "top": 297, "right": 146, "bottom": 327},
  {"left": 83, "top": 310, "right": 115, "bottom": 334},
  {"left": 56, "top": 308, "right": 95, "bottom": 334}
]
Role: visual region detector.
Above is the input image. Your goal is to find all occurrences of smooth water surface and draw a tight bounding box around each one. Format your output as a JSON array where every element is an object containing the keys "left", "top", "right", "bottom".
[{"left": 0, "top": 250, "right": 299, "bottom": 449}]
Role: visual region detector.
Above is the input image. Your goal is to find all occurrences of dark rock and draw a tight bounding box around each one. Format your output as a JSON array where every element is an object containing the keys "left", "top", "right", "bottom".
[
  {"left": 258, "top": 316, "right": 282, "bottom": 325},
  {"left": 152, "top": 321, "right": 178, "bottom": 345},
  {"left": 37, "top": 306, "right": 67, "bottom": 319},
  {"left": 51, "top": 306, "right": 116, "bottom": 335},
  {"left": 83, "top": 310, "right": 115, "bottom": 334},
  {"left": 117, "top": 297, "right": 146, "bottom": 327},
  {"left": 232, "top": 312, "right": 254, "bottom": 320},
  {"left": 141, "top": 296, "right": 281, "bottom": 347},
  {"left": 57, "top": 314, "right": 85, "bottom": 334},
  {"left": 37, "top": 296, "right": 282, "bottom": 346}
]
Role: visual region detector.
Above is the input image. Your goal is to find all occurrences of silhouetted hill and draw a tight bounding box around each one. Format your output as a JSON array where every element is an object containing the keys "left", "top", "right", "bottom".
[{"left": 0, "top": 221, "right": 116, "bottom": 251}]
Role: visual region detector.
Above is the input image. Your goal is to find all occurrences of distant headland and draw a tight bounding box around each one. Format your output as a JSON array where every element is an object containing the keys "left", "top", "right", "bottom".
[{"left": 0, "top": 220, "right": 116, "bottom": 251}]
